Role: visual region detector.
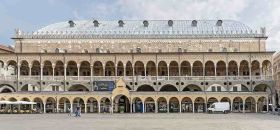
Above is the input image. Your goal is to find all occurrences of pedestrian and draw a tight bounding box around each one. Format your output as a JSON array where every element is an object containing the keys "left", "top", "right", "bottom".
[{"left": 67, "top": 106, "right": 71, "bottom": 116}]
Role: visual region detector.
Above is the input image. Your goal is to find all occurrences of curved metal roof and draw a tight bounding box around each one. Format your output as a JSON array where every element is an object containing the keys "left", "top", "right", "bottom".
[{"left": 14, "top": 20, "right": 265, "bottom": 39}]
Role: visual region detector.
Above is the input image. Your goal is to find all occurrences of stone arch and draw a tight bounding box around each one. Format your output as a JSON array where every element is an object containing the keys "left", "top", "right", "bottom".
[
  {"left": 232, "top": 97, "right": 243, "bottom": 112},
  {"left": 20, "top": 97, "right": 31, "bottom": 101},
  {"left": 117, "top": 61, "right": 124, "bottom": 76},
  {"left": 43, "top": 60, "right": 53, "bottom": 76},
  {"left": 205, "top": 61, "right": 215, "bottom": 76},
  {"left": 86, "top": 97, "right": 98, "bottom": 113},
  {"left": 33, "top": 97, "right": 44, "bottom": 113},
  {"left": 0, "top": 84, "right": 15, "bottom": 93},
  {"left": 146, "top": 61, "right": 156, "bottom": 76},
  {"left": 183, "top": 84, "right": 202, "bottom": 91},
  {"left": 80, "top": 61, "right": 90, "bottom": 76},
  {"left": 100, "top": 97, "right": 111, "bottom": 113},
  {"left": 160, "top": 84, "right": 178, "bottom": 91},
  {"left": 93, "top": 61, "right": 103, "bottom": 76},
  {"left": 228, "top": 60, "right": 238, "bottom": 76},
  {"left": 54, "top": 60, "right": 64, "bottom": 76},
  {"left": 45, "top": 97, "right": 56, "bottom": 113},
  {"left": 251, "top": 60, "right": 260, "bottom": 76},
  {"left": 137, "top": 84, "right": 155, "bottom": 91},
  {"left": 105, "top": 61, "right": 115, "bottom": 76},
  {"left": 67, "top": 60, "right": 78, "bottom": 76},
  {"left": 125, "top": 61, "right": 133, "bottom": 76},
  {"left": 257, "top": 97, "right": 267, "bottom": 112},
  {"left": 20, "top": 60, "right": 29, "bottom": 75},
  {"left": 169, "top": 61, "right": 179, "bottom": 76},
  {"left": 240, "top": 60, "right": 249, "bottom": 76},
  {"left": 181, "top": 97, "right": 193, "bottom": 113},
  {"left": 253, "top": 84, "right": 271, "bottom": 93},
  {"left": 216, "top": 61, "right": 226, "bottom": 76},
  {"left": 157, "top": 97, "right": 167, "bottom": 113},
  {"left": 144, "top": 97, "right": 155, "bottom": 113},
  {"left": 193, "top": 61, "right": 203, "bottom": 76},
  {"left": 132, "top": 97, "right": 143, "bottom": 113},
  {"left": 68, "top": 84, "right": 89, "bottom": 91},
  {"left": 113, "top": 94, "right": 130, "bottom": 113},
  {"left": 8, "top": 97, "right": 17, "bottom": 101},
  {"left": 245, "top": 97, "right": 256, "bottom": 113},
  {"left": 7, "top": 60, "right": 17, "bottom": 75},
  {"left": 73, "top": 97, "right": 85, "bottom": 113},
  {"left": 194, "top": 97, "right": 205, "bottom": 113},
  {"left": 158, "top": 61, "right": 168, "bottom": 76},
  {"left": 207, "top": 97, "right": 218, "bottom": 108},
  {"left": 169, "top": 97, "right": 179, "bottom": 113},
  {"left": 262, "top": 60, "right": 272, "bottom": 76},
  {"left": 180, "top": 61, "right": 191, "bottom": 76},
  {"left": 134, "top": 61, "right": 145, "bottom": 76},
  {"left": 31, "top": 60, "right": 40, "bottom": 75},
  {"left": 0, "top": 60, "right": 4, "bottom": 68},
  {"left": 58, "top": 97, "right": 70, "bottom": 113}
]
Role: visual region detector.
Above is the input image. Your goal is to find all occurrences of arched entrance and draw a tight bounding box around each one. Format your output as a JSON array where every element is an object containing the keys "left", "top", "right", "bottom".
[
  {"left": 113, "top": 95, "right": 130, "bottom": 113},
  {"left": 157, "top": 97, "right": 167, "bottom": 113},
  {"left": 232, "top": 97, "right": 243, "bottom": 112},
  {"left": 220, "top": 97, "right": 231, "bottom": 111},
  {"left": 87, "top": 97, "right": 98, "bottom": 113},
  {"left": 100, "top": 97, "right": 111, "bottom": 113},
  {"left": 257, "top": 97, "right": 268, "bottom": 112},
  {"left": 207, "top": 97, "right": 218, "bottom": 108},
  {"left": 169, "top": 97, "right": 179, "bottom": 113},
  {"left": 181, "top": 97, "right": 192, "bottom": 113},
  {"left": 46, "top": 97, "right": 56, "bottom": 113},
  {"left": 245, "top": 97, "right": 256, "bottom": 113},
  {"left": 73, "top": 97, "right": 85, "bottom": 113},
  {"left": 132, "top": 97, "right": 143, "bottom": 113},
  {"left": 145, "top": 97, "right": 155, "bottom": 113},
  {"left": 194, "top": 97, "right": 205, "bottom": 113},
  {"left": 58, "top": 97, "right": 70, "bottom": 113},
  {"left": 33, "top": 97, "right": 44, "bottom": 113}
]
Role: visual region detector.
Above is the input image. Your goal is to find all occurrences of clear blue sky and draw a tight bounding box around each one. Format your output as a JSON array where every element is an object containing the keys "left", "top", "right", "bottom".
[{"left": 0, "top": 0, "right": 279, "bottom": 51}]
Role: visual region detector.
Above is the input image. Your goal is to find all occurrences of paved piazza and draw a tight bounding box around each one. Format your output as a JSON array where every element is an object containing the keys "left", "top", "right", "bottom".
[{"left": 0, "top": 113, "right": 279, "bottom": 130}]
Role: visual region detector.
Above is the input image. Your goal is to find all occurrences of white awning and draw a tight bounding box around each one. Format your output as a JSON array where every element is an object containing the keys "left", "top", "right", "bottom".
[{"left": 0, "top": 101, "right": 36, "bottom": 105}]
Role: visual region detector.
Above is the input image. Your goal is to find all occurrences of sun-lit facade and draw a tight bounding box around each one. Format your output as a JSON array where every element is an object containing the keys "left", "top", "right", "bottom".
[{"left": 0, "top": 20, "right": 275, "bottom": 114}]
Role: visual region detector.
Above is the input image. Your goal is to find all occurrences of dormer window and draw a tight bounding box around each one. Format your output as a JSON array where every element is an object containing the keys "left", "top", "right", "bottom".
[
  {"left": 84, "top": 49, "right": 88, "bottom": 53},
  {"left": 191, "top": 20, "right": 197, "bottom": 27},
  {"left": 68, "top": 20, "right": 75, "bottom": 27},
  {"left": 55, "top": 48, "right": 59, "bottom": 53},
  {"left": 93, "top": 20, "right": 99, "bottom": 27},
  {"left": 216, "top": 20, "right": 223, "bottom": 26},
  {"left": 96, "top": 48, "right": 100, "bottom": 53},
  {"left": 168, "top": 20, "right": 173, "bottom": 27},
  {"left": 118, "top": 20, "right": 124, "bottom": 27},
  {"left": 143, "top": 20, "right": 149, "bottom": 27}
]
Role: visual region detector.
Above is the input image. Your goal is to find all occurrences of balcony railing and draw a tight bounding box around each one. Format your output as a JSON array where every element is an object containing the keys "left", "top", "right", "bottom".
[{"left": 0, "top": 75, "right": 273, "bottom": 82}]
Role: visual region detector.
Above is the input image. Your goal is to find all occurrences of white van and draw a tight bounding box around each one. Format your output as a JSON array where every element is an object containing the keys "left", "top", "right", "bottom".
[{"left": 208, "top": 102, "right": 230, "bottom": 114}]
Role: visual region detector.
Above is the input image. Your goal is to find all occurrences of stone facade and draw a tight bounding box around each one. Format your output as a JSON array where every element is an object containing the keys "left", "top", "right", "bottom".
[{"left": 0, "top": 20, "right": 275, "bottom": 114}]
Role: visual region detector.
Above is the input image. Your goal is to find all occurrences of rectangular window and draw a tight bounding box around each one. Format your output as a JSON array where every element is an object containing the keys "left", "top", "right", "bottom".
[
  {"left": 52, "top": 86, "right": 56, "bottom": 91},
  {"left": 233, "top": 87, "right": 237, "bottom": 92},
  {"left": 217, "top": 86, "right": 221, "bottom": 92},
  {"left": 211, "top": 86, "right": 216, "bottom": 92}
]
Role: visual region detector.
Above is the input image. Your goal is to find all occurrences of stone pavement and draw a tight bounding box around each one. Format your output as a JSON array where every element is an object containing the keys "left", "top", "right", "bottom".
[{"left": 0, "top": 113, "right": 279, "bottom": 130}]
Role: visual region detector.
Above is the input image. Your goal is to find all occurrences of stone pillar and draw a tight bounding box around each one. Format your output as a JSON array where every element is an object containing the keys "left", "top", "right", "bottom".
[
  {"left": 124, "top": 66, "right": 126, "bottom": 77},
  {"left": 70, "top": 103, "right": 73, "bottom": 113},
  {"left": 40, "top": 65, "right": 43, "bottom": 80},
  {"left": 192, "top": 102, "right": 195, "bottom": 113},
  {"left": 231, "top": 101, "right": 233, "bottom": 112},
  {"left": 243, "top": 100, "right": 245, "bottom": 113},
  {"left": 260, "top": 65, "right": 263, "bottom": 79},
  {"left": 267, "top": 98, "right": 269, "bottom": 112},
  {"left": 103, "top": 66, "right": 106, "bottom": 76},
  {"left": 190, "top": 65, "right": 193, "bottom": 76},
  {"left": 85, "top": 104, "right": 87, "bottom": 113},
  {"left": 43, "top": 103, "right": 46, "bottom": 114},
  {"left": 56, "top": 102, "right": 59, "bottom": 113},
  {"left": 52, "top": 64, "right": 55, "bottom": 80},
  {"left": 130, "top": 101, "right": 132, "bottom": 113},
  {"left": 142, "top": 102, "right": 145, "bottom": 113},
  {"left": 214, "top": 64, "right": 217, "bottom": 76},
  {"left": 155, "top": 102, "right": 158, "bottom": 113},
  {"left": 77, "top": 64, "right": 80, "bottom": 80},
  {"left": 237, "top": 66, "right": 240, "bottom": 76},
  {"left": 144, "top": 65, "right": 147, "bottom": 77},
  {"left": 255, "top": 103, "right": 258, "bottom": 113},
  {"left": 179, "top": 101, "right": 182, "bottom": 113},
  {"left": 98, "top": 102, "right": 101, "bottom": 113},
  {"left": 167, "top": 65, "right": 170, "bottom": 80},
  {"left": 64, "top": 64, "right": 67, "bottom": 80},
  {"left": 29, "top": 65, "right": 31, "bottom": 76},
  {"left": 64, "top": 101, "right": 66, "bottom": 113},
  {"left": 167, "top": 103, "right": 169, "bottom": 113}
]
